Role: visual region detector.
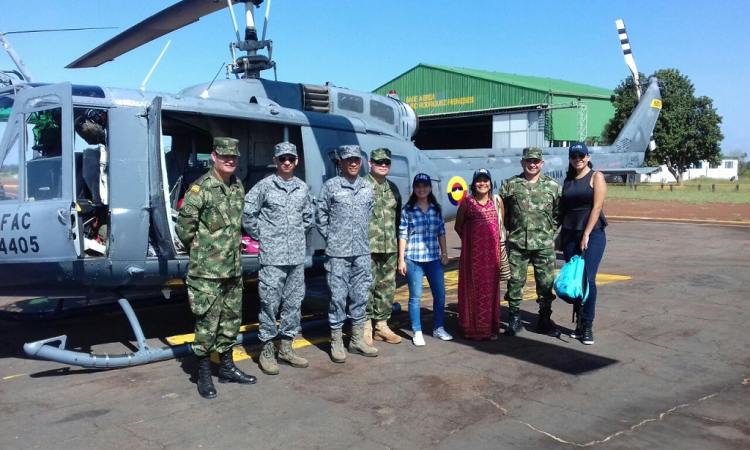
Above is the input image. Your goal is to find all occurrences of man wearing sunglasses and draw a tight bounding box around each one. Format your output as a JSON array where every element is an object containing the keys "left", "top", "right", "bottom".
[
  {"left": 364, "top": 148, "right": 403, "bottom": 345},
  {"left": 243, "top": 142, "right": 313, "bottom": 375},
  {"left": 500, "top": 147, "right": 563, "bottom": 338},
  {"left": 316, "top": 145, "right": 378, "bottom": 363}
]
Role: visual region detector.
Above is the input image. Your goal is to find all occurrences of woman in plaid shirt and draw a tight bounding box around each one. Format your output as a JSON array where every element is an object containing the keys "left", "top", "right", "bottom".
[{"left": 398, "top": 173, "right": 453, "bottom": 346}]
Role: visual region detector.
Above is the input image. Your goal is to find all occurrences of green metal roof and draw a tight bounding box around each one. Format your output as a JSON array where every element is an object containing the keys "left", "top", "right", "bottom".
[{"left": 373, "top": 63, "right": 615, "bottom": 141}]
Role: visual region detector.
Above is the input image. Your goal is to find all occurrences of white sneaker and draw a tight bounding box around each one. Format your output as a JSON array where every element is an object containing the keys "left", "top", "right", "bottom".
[
  {"left": 412, "top": 331, "right": 425, "bottom": 347},
  {"left": 433, "top": 327, "right": 454, "bottom": 341}
]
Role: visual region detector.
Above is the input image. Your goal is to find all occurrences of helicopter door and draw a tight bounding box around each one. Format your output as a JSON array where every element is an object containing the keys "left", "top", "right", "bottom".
[
  {"left": 146, "top": 96, "right": 176, "bottom": 259},
  {"left": 0, "top": 82, "right": 80, "bottom": 262}
]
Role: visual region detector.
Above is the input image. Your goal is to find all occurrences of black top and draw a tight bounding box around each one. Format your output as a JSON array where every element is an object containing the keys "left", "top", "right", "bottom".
[{"left": 561, "top": 170, "right": 608, "bottom": 231}]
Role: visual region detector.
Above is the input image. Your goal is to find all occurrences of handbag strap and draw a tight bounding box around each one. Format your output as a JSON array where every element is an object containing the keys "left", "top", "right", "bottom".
[{"left": 494, "top": 195, "right": 506, "bottom": 242}]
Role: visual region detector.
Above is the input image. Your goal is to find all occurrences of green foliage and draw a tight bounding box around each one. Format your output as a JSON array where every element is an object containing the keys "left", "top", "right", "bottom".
[{"left": 605, "top": 69, "right": 724, "bottom": 183}]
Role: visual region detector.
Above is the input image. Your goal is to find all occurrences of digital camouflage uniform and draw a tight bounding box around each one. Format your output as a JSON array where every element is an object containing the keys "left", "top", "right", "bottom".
[
  {"left": 501, "top": 152, "right": 562, "bottom": 313},
  {"left": 243, "top": 145, "right": 312, "bottom": 343},
  {"left": 176, "top": 138, "right": 244, "bottom": 358},
  {"left": 316, "top": 146, "right": 374, "bottom": 329},
  {"left": 365, "top": 164, "right": 401, "bottom": 322}
]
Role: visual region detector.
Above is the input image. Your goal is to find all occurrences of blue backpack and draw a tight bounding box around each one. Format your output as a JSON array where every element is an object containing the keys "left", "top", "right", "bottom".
[{"left": 554, "top": 253, "right": 589, "bottom": 306}]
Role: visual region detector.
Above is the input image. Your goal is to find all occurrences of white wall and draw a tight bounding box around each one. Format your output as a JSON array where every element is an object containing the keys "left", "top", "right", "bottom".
[{"left": 640, "top": 159, "right": 739, "bottom": 183}]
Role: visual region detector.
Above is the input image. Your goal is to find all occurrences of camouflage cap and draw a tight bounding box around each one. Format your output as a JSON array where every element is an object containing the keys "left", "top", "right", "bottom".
[
  {"left": 370, "top": 148, "right": 392, "bottom": 161},
  {"left": 213, "top": 137, "right": 240, "bottom": 156},
  {"left": 274, "top": 141, "right": 298, "bottom": 157},
  {"left": 337, "top": 145, "right": 362, "bottom": 160},
  {"left": 522, "top": 147, "right": 543, "bottom": 160}
]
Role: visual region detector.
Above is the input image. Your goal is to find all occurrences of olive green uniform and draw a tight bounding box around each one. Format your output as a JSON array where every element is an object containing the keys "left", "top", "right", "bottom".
[{"left": 501, "top": 173, "right": 562, "bottom": 311}]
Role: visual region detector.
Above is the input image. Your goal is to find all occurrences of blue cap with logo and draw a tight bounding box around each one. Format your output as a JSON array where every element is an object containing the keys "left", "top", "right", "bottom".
[
  {"left": 472, "top": 168, "right": 492, "bottom": 184},
  {"left": 413, "top": 173, "right": 431, "bottom": 187},
  {"left": 568, "top": 141, "right": 589, "bottom": 156}
]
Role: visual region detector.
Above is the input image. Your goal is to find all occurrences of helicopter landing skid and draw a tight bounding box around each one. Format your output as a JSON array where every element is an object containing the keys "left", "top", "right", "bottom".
[
  {"left": 23, "top": 298, "right": 194, "bottom": 369},
  {"left": 23, "top": 298, "right": 332, "bottom": 369}
]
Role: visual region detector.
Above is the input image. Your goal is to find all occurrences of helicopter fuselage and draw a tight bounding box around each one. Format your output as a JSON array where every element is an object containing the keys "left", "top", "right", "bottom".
[{"left": 0, "top": 77, "right": 661, "bottom": 299}]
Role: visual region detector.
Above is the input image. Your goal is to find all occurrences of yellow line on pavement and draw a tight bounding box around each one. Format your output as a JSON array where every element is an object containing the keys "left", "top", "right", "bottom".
[
  {"left": 2, "top": 373, "right": 26, "bottom": 380},
  {"left": 166, "top": 269, "right": 631, "bottom": 363}
]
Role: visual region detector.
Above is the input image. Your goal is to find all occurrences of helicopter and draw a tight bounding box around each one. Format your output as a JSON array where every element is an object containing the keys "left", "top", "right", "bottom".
[{"left": 0, "top": 0, "right": 661, "bottom": 368}]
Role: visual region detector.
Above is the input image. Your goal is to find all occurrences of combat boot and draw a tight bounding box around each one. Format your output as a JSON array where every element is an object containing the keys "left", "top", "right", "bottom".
[
  {"left": 218, "top": 350, "right": 257, "bottom": 384},
  {"left": 196, "top": 356, "right": 217, "bottom": 399},
  {"left": 348, "top": 323, "right": 379, "bottom": 357},
  {"left": 373, "top": 320, "right": 402, "bottom": 344},
  {"left": 278, "top": 337, "right": 309, "bottom": 368},
  {"left": 258, "top": 340, "right": 279, "bottom": 375},
  {"left": 330, "top": 328, "right": 346, "bottom": 363},
  {"left": 536, "top": 309, "right": 561, "bottom": 337},
  {"left": 581, "top": 322, "right": 594, "bottom": 345},
  {"left": 363, "top": 319, "right": 373, "bottom": 346},
  {"left": 504, "top": 307, "right": 523, "bottom": 337}
]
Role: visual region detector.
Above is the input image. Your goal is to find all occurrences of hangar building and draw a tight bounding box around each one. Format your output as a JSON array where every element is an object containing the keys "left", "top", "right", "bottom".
[{"left": 373, "top": 64, "right": 615, "bottom": 150}]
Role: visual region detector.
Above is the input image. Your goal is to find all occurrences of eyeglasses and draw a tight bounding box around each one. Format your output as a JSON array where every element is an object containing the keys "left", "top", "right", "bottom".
[
  {"left": 569, "top": 153, "right": 587, "bottom": 160},
  {"left": 524, "top": 159, "right": 542, "bottom": 165},
  {"left": 277, "top": 155, "right": 296, "bottom": 163},
  {"left": 371, "top": 159, "right": 391, "bottom": 166}
]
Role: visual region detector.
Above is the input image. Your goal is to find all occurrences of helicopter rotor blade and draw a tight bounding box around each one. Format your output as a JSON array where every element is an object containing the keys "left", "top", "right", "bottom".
[
  {"left": 4, "top": 27, "right": 117, "bottom": 35},
  {"left": 66, "top": 0, "right": 235, "bottom": 68}
]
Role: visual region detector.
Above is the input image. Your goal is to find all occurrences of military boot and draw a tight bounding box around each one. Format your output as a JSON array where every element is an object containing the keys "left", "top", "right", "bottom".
[
  {"left": 363, "top": 319, "right": 373, "bottom": 346},
  {"left": 373, "top": 320, "right": 402, "bottom": 344},
  {"left": 258, "top": 340, "right": 279, "bottom": 375},
  {"left": 348, "top": 323, "right": 379, "bottom": 357},
  {"left": 504, "top": 307, "right": 523, "bottom": 337},
  {"left": 278, "top": 338, "right": 309, "bottom": 368},
  {"left": 196, "top": 356, "right": 217, "bottom": 399},
  {"left": 536, "top": 309, "right": 561, "bottom": 337},
  {"left": 330, "top": 328, "right": 346, "bottom": 363},
  {"left": 218, "top": 350, "right": 257, "bottom": 384},
  {"left": 581, "top": 322, "right": 594, "bottom": 345}
]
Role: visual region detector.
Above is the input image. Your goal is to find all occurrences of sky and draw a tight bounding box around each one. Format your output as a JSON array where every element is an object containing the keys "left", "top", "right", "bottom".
[{"left": 2, "top": 0, "right": 749, "bottom": 153}]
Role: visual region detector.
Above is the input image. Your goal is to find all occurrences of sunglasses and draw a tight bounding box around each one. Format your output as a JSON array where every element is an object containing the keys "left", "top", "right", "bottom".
[
  {"left": 371, "top": 159, "right": 391, "bottom": 166},
  {"left": 277, "top": 155, "right": 297, "bottom": 163},
  {"left": 569, "top": 153, "right": 587, "bottom": 160},
  {"left": 524, "top": 159, "right": 542, "bottom": 165}
]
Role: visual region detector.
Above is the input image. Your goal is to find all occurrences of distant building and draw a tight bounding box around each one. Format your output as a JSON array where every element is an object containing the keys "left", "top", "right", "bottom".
[
  {"left": 373, "top": 64, "right": 615, "bottom": 150},
  {"left": 639, "top": 158, "right": 740, "bottom": 183}
]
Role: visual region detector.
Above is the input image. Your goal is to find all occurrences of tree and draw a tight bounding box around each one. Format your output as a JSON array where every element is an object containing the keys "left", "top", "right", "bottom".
[{"left": 604, "top": 69, "right": 724, "bottom": 184}]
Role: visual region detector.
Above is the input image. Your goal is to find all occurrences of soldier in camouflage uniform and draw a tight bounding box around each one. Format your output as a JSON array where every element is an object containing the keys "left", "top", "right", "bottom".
[
  {"left": 365, "top": 148, "right": 402, "bottom": 345},
  {"left": 500, "top": 147, "right": 563, "bottom": 338},
  {"left": 316, "top": 145, "right": 378, "bottom": 363},
  {"left": 243, "top": 142, "right": 312, "bottom": 375},
  {"left": 176, "top": 137, "right": 257, "bottom": 399}
]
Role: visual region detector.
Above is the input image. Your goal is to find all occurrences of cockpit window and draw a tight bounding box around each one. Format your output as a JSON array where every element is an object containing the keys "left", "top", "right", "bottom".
[
  {"left": 338, "top": 93, "right": 364, "bottom": 113},
  {"left": 0, "top": 99, "right": 17, "bottom": 201},
  {"left": 370, "top": 99, "right": 395, "bottom": 125}
]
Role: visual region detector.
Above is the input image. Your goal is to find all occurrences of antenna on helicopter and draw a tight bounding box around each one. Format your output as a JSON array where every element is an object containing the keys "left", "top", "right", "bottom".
[
  {"left": 616, "top": 19, "right": 656, "bottom": 151},
  {"left": 140, "top": 40, "right": 171, "bottom": 91},
  {"left": 200, "top": 62, "right": 228, "bottom": 99}
]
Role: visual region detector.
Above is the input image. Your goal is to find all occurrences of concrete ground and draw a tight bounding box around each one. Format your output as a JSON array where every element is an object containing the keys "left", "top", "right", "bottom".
[{"left": 0, "top": 218, "right": 748, "bottom": 450}]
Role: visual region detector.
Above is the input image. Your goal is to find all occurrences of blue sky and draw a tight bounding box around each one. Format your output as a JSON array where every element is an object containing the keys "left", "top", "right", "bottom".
[{"left": 3, "top": 0, "right": 748, "bottom": 153}]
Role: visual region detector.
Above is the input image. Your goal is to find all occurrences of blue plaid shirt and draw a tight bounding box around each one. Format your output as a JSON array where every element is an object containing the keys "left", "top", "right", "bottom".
[{"left": 398, "top": 203, "right": 446, "bottom": 262}]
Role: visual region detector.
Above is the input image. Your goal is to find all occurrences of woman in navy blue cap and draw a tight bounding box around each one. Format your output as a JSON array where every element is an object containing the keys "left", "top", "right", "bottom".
[
  {"left": 398, "top": 173, "right": 453, "bottom": 346},
  {"left": 560, "top": 142, "right": 608, "bottom": 345},
  {"left": 454, "top": 168, "right": 507, "bottom": 340}
]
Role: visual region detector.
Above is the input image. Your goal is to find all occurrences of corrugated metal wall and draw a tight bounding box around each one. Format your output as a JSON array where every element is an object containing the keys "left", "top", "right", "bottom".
[{"left": 374, "top": 65, "right": 615, "bottom": 142}]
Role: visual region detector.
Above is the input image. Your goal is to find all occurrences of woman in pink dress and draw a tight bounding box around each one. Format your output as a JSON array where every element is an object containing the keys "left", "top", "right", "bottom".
[{"left": 454, "top": 169, "right": 506, "bottom": 340}]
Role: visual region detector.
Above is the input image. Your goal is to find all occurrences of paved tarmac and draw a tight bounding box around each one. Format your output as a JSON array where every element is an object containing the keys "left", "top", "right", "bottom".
[{"left": 0, "top": 219, "right": 748, "bottom": 450}]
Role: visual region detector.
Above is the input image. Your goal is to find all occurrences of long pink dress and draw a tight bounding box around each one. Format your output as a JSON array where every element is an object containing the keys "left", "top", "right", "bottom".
[{"left": 458, "top": 196, "right": 502, "bottom": 340}]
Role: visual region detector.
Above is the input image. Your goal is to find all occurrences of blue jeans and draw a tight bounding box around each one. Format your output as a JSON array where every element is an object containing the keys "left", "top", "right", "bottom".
[
  {"left": 405, "top": 259, "right": 446, "bottom": 332},
  {"left": 561, "top": 228, "right": 606, "bottom": 323}
]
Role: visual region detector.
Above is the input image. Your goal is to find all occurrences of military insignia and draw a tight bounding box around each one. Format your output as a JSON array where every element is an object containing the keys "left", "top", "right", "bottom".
[{"left": 190, "top": 185, "right": 200, "bottom": 193}]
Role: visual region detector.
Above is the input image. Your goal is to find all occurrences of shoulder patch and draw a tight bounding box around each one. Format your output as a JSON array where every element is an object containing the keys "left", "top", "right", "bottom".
[{"left": 190, "top": 185, "right": 200, "bottom": 194}]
